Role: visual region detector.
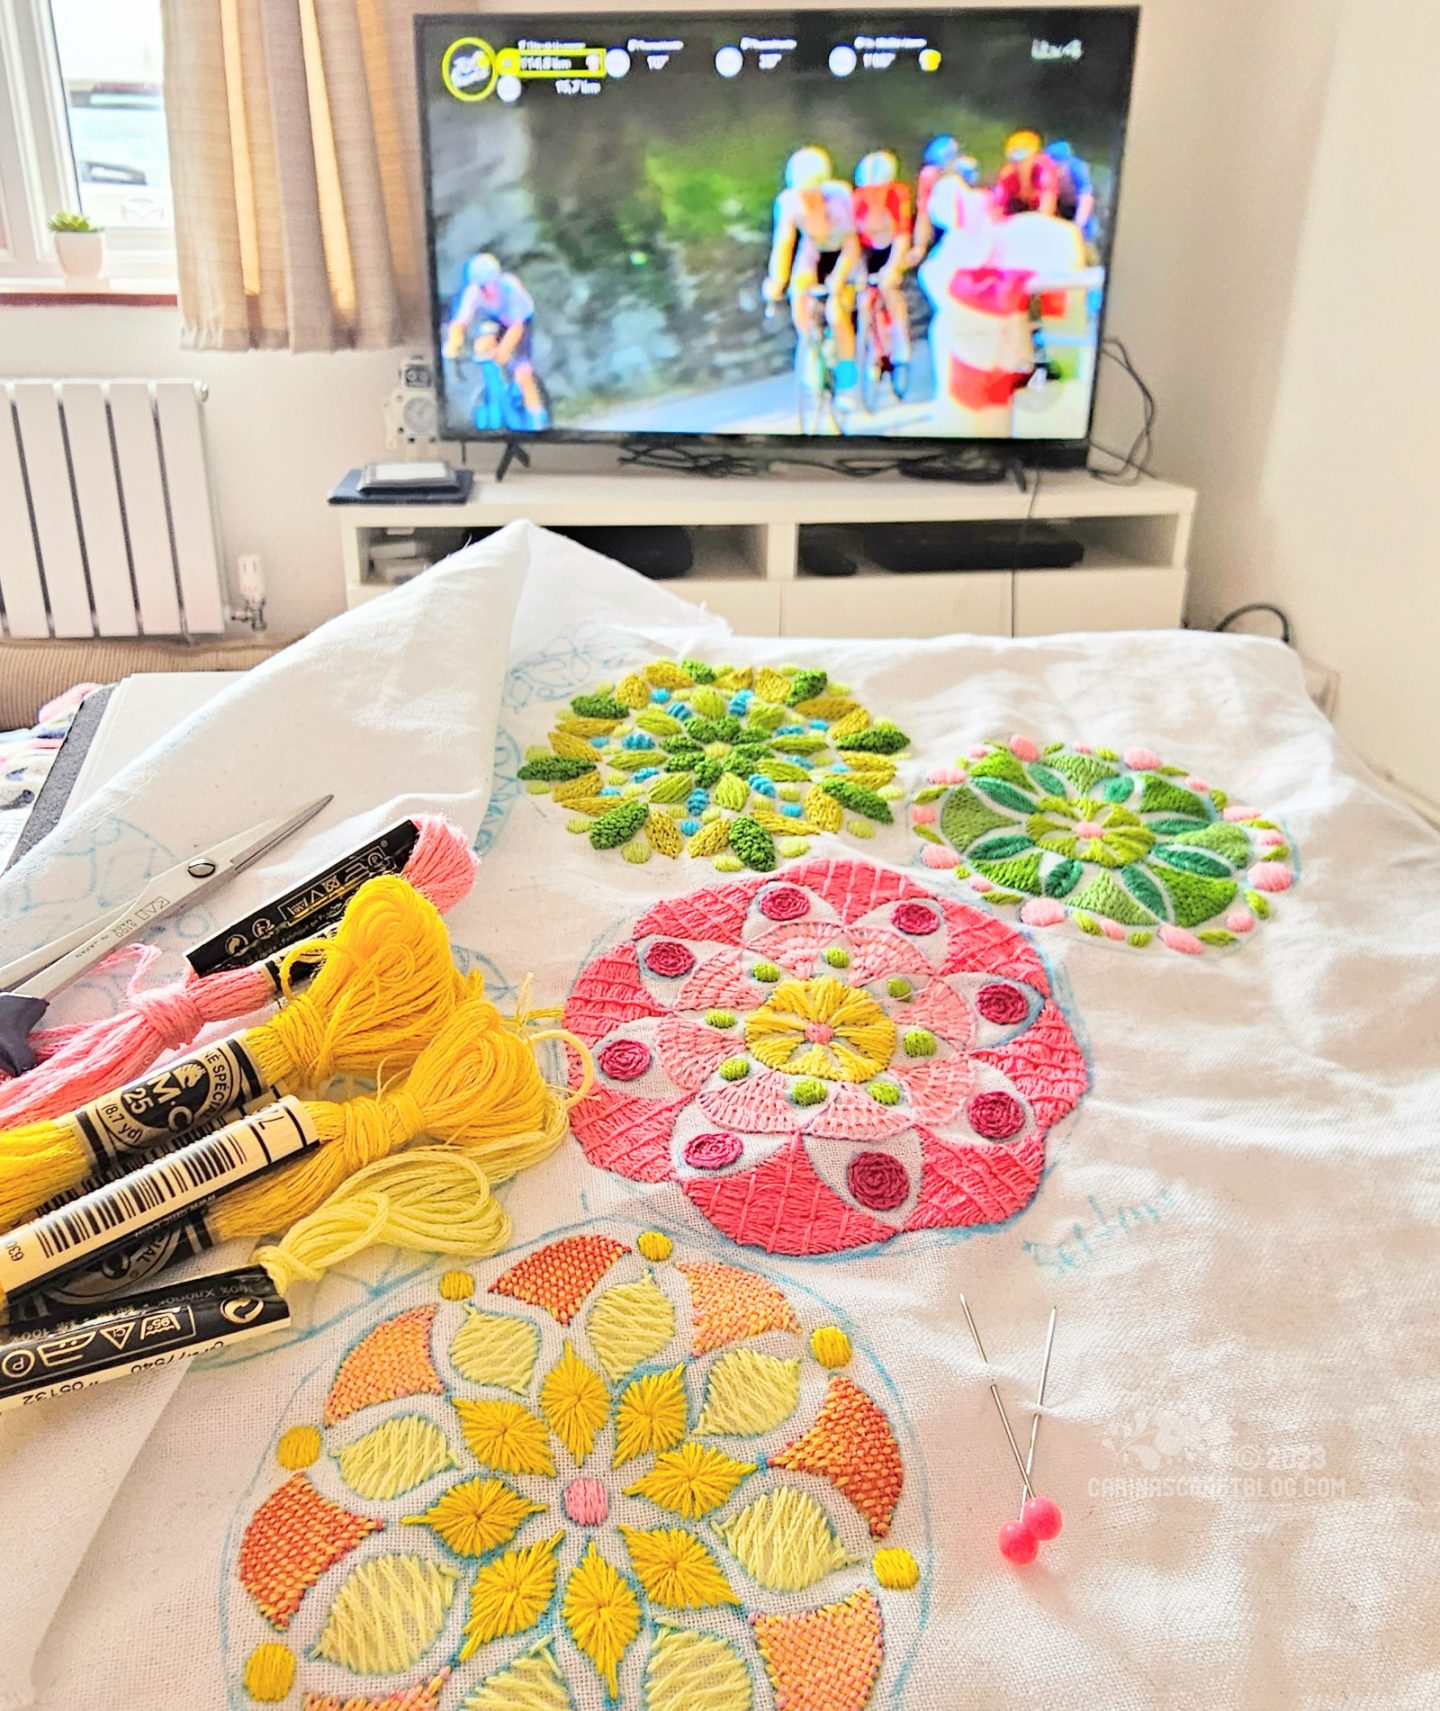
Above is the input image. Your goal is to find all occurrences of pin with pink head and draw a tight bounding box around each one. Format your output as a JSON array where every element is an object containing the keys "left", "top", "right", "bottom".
[
  {"left": 1001, "top": 1306, "right": 1063, "bottom": 1561},
  {"left": 958, "top": 1294, "right": 1063, "bottom": 1566},
  {"left": 999, "top": 1519, "right": 1039, "bottom": 1564}
]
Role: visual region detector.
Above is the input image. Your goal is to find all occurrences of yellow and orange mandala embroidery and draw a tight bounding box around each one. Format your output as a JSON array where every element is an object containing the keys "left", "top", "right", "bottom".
[
  {"left": 746, "top": 975, "right": 897, "bottom": 1083},
  {"left": 227, "top": 1230, "right": 922, "bottom": 1708}
]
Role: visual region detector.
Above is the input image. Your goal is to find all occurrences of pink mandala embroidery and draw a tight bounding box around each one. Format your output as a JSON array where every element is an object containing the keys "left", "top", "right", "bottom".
[{"left": 565, "top": 858, "right": 1089, "bottom": 1255}]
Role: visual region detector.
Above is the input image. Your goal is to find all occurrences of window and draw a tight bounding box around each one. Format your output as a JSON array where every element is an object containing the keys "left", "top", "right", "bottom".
[{"left": 0, "top": 0, "right": 174, "bottom": 285}]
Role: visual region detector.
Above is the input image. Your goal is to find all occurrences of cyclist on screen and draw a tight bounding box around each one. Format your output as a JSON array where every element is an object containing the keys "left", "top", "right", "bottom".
[
  {"left": 994, "top": 130, "right": 1059, "bottom": 217},
  {"left": 910, "top": 134, "right": 982, "bottom": 263},
  {"left": 851, "top": 150, "right": 913, "bottom": 376},
  {"left": 763, "top": 146, "right": 863, "bottom": 407},
  {"left": 444, "top": 252, "right": 549, "bottom": 430},
  {"left": 1043, "top": 139, "right": 1097, "bottom": 242}
]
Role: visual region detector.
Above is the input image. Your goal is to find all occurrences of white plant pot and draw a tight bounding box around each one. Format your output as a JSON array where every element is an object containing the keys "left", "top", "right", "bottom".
[{"left": 54, "top": 230, "right": 106, "bottom": 281}]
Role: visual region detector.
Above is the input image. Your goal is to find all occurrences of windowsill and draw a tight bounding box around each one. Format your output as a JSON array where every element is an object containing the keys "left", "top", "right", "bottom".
[{"left": 0, "top": 280, "right": 177, "bottom": 305}]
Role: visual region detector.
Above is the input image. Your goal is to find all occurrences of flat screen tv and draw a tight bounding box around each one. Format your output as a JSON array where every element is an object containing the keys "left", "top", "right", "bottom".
[{"left": 416, "top": 8, "right": 1139, "bottom": 458}]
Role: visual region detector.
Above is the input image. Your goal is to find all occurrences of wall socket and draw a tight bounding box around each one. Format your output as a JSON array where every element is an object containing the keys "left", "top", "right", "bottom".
[{"left": 230, "top": 554, "right": 268, "bottom": 631}]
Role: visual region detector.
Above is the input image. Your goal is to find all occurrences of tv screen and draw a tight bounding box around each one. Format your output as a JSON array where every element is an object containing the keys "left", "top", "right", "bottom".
[{"left": 416, "top": 8, "right": 1139, "bottom": 449}]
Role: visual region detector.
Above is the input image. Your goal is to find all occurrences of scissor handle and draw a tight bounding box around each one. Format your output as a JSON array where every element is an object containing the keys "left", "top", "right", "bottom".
[{"left": 0, "top": 993, "right": 50, "bottom": 1076}]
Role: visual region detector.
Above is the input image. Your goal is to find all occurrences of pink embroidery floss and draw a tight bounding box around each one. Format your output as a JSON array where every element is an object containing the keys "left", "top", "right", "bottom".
[{"left": 0, "top": 816, "right": 478, "bottom": 1128}]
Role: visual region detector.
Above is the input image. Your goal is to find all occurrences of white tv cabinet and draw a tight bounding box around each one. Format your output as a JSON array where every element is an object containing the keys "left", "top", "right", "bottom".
[{"left": 337, "top": 467, "right": 1194, "bottom": 638}]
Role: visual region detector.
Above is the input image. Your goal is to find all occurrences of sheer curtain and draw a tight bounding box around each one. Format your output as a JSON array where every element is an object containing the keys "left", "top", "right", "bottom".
[{"left": 161, "top": 0, "right": 425, "bottom": 351}]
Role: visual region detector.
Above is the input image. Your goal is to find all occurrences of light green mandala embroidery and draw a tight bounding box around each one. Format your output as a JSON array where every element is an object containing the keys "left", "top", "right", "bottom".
[
  {"left": 517, "top": 660, "right": 909, "bottom": 871},
  {"left": 912, "top": 740, "right": 1295, "bottom": 955}
]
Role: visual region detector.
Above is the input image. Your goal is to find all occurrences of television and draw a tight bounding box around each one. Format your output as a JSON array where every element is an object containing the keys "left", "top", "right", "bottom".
[{"left": 416, "top": 8, "right": 1139, "bottom": 460}]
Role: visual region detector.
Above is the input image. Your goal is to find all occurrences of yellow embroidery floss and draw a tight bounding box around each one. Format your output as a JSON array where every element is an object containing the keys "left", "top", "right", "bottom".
[
  {"left": 251, "top": 1147, "right": 520, "bottom": 1289},
  {"left": 209, "top": 994, "right": 584, "bottom": 1242},
  {"left": 0, "top": 1146, "right": 539, "bottom": 1406},
  {"left": 0, "top": 876, "right": 467, "bottom": 1229}
]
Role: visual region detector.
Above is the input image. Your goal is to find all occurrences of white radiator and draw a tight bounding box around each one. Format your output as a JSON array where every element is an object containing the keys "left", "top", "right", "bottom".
[{"left": 0, "top": 380, "right": 225, "bottom": 639}]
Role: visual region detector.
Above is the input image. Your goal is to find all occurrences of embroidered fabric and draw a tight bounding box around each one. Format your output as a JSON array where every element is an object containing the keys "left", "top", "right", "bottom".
[
  {"left": 224, "top": 1229, "right": 924, "bottom": 1708},
  {"left": 565, "top": 857, "right": 1088, "bottom": 1254}
]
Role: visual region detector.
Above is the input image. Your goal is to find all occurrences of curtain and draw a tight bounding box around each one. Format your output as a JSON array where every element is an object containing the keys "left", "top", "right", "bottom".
[{"left": 161, "top": 0, "right": 425, "bottom": 351}]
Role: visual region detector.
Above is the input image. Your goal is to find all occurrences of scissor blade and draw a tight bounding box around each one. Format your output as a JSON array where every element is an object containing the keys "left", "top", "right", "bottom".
[
  {"left": 210, "top": 796, "right": 334, "bottom": 877},
  {"left": 0, "top": 796, "right": 331, "bottom": 1003}
]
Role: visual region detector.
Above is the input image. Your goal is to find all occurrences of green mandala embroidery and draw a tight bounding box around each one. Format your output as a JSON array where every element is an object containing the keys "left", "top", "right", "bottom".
[
  {"left": 911, "top": 737, "right": 1295, "bottom": 955},
  {"left": 519, "top": 660, "right": 909, "bottom": 870}
]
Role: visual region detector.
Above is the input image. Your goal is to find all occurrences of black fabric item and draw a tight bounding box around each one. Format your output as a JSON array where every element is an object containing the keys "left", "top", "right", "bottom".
[{"left": 558, "top": 526, "right": 694, "bottom": 580}]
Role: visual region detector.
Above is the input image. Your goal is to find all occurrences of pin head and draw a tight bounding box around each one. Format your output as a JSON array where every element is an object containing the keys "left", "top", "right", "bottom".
[
  {"left": 998, "top": 1520, "right": 1039, "bottom": 1565},
  {"left": 1022, "top": 1494, "right": 1063, "bottom": 1541}
]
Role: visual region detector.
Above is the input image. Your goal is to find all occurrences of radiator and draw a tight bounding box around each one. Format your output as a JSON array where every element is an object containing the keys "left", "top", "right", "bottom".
[{"left": 0, "top": 380, "right": 225, "bottom": 639}]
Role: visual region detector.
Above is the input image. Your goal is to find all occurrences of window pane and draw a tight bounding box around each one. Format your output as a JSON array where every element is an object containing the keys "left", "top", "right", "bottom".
[{"left": 49, "top": 0, "right": 171, "bottom": 231}]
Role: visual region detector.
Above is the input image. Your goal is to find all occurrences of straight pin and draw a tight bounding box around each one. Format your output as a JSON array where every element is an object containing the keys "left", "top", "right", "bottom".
[
  {"left": 958, "top": 1293, "right": 1065, "bottom": 1564},
  {"left": 958, "top": 1293, "right": 1035, "bottom": 1500},
  {"left": 1019, "top": 1307, "right": 1058, "bottom": 1519}
]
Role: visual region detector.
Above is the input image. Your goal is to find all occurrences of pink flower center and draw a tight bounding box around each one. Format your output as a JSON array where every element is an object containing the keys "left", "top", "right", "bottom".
[
  {"left": 892, "top": 901, "right": 940, "bottom": 936},
  {"left": 1073, "top": 820, "right": 1106, "bottom": 840},
  {"left": 684, "top": 1131, "right": 743, "bottom": 1170},
  {"left": 598, "top": 1038, "right": 652, "bottom": 1081},
  {"left": 847, "top": 1150, "right": 910, "bottom": 1211},
  {"left": 968, "top": 1090, "right": 1026, "bottom": 1140},
  {"left": 563, "top": 1477, "right": 608, "bottom": 1526},
  {"left": 805, "top": 1022, "right": 835, "bottom": 1044}
]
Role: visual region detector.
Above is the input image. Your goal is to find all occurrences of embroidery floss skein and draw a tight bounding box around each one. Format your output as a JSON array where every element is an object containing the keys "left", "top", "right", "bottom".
[
  {"left": 207, "top": 995, "right": 586, "bottom": 1242},
  {"left": 0, "top": 995, "right": 589, "bottom": 1318},
  {"left": 0, "top": 1148, "right": 518, "bottom": 1412},
  {"left": 0, "top": 816, "right": 478, "bottom": 1128},
  {"left": 0, "top": 875, "right": 466, "bottom": 1230},
  {"left": 252, "top": 1147, "right": 515, "bottom": 1291}
]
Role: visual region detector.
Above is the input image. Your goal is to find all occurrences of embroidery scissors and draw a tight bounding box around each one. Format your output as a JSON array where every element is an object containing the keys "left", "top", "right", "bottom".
[{"left": 0, "top": 796, "right": 332, "bottom": 1076}]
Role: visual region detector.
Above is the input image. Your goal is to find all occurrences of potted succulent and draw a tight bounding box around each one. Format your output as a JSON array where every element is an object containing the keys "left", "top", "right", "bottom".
[{"left": 48, "top": 210, "right": 106, "bottom": 282}]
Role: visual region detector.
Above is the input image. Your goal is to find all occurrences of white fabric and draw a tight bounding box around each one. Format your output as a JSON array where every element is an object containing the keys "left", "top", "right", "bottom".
[{"left": 1, "top": 521, "right": 1436, "bottom": 1710}]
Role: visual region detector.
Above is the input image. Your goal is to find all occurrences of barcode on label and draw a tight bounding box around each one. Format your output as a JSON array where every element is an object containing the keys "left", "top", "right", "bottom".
[
  {"left": 34, "top": 1130, "right": 249, "bottom": 1261},
  {"left": 0, "top": 1099, "right": 318, "bottom": 1297}
]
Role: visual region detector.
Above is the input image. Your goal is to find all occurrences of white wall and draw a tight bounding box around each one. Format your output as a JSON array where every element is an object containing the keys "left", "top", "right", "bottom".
[
  {"left": 1, "top": 307, "right": 400, "bottom": 636},
  {"left": 1165, "top": 0, "right": 1440, "bottom": 803},
  {"left": 4, "top": 0, "right": 1434, "bottom": 798}
]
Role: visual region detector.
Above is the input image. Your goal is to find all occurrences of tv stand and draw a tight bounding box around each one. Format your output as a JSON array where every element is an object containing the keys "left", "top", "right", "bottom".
[
  {"left": 495, "top": 439, "right": 532, "bottom": 483},
  {"left": 337, "top": 466, "right": 1195, "bottom": 639}
]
